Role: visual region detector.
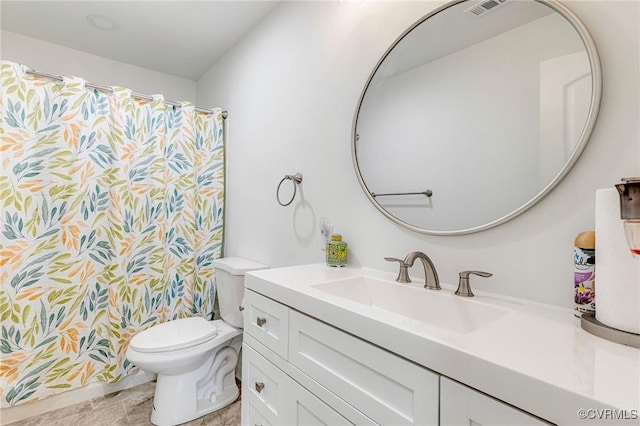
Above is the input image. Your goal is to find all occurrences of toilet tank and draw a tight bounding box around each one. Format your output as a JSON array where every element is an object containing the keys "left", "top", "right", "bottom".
[{"left": 213, "top": 257, "right": 268, "bottom": 328}]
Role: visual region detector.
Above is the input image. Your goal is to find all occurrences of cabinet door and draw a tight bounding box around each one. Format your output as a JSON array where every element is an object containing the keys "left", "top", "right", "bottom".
[
  {"left": 440, "top": 378, "right": 552, "bottom": 426},
  {"left": 289, "top": 310, "right": 438, "bottom": 426}
]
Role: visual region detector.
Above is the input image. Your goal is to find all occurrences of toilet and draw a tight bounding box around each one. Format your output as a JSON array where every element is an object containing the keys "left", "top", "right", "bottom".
[{"left": 126, "top": 257, "right": 268, "bottom": 426}]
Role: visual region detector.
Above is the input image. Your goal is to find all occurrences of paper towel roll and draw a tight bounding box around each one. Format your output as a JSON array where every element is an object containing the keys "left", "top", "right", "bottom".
[{"left": 595, "top": 188, "right": 640, "bottom": 334}]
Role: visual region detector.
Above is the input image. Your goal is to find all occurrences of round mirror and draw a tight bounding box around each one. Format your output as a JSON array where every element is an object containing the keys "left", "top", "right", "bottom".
[{"left": 353, "top": 0, "right": 601, "bottom": 235}]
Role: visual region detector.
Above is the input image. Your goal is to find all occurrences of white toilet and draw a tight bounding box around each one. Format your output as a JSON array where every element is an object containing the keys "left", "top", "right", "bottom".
[{"left": 126, "top": 257, "right": 268, "bottom": 426}]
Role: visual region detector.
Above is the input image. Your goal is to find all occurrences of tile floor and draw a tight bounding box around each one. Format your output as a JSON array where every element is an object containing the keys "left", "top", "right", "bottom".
[{"left": 6, "top": 381, "right": 241, "bottom": 426}]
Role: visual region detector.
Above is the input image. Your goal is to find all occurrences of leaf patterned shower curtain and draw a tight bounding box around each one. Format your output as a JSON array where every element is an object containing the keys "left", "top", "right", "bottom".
[{"left": 0, "top": 61, "right": 225, "bottom": 406}]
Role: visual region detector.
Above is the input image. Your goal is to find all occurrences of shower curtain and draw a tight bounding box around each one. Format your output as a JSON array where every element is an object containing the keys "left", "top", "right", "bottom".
[{"left": 0, "top": 61, "right": 225, "bottom": 406}]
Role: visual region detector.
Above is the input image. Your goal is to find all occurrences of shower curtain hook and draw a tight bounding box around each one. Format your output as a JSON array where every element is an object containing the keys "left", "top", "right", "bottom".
[{"left": 276, "top": 172, "right": 303, "bottom": 206}]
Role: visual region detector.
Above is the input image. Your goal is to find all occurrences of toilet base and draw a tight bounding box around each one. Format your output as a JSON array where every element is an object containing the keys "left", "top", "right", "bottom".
[
  {"left": 146, "top": 329, "right": 243, "bottom": 426},
  {"left": 150, "top": 381, "right": 239, "bottom": 426}
]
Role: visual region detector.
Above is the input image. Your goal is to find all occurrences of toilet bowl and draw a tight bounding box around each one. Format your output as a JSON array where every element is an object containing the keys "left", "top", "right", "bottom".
[{"left": 125, "top": 257, "right": 268, "bottom": 426}]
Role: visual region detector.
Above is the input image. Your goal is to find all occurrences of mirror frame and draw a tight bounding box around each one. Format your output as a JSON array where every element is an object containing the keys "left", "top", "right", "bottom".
[{"left": 352, "top": 0, "right": 602, "bottom": 236}]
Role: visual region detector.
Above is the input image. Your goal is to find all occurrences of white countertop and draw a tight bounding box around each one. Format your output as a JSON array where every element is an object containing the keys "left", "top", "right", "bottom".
[{"left": 245, "top": 263, "right": 640, "bottom": 426}]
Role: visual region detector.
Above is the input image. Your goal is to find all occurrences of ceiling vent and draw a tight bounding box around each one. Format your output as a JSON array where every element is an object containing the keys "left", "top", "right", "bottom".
[{"left": 465, "top": 0, "right": 509, "bottom": 17}]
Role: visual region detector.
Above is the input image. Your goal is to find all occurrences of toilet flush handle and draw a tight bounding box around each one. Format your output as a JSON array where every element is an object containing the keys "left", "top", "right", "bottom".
[{"left": 256, "top": 317, "right": 267, "bottom": 327}]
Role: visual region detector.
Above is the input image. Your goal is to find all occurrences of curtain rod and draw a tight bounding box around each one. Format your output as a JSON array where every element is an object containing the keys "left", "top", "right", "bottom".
[{"left": 25, "top": 68, "right": 227, "bottom": 119}]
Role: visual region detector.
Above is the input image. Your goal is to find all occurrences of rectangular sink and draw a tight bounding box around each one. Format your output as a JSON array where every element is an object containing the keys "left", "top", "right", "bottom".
[{"left": 312, "top": 276, "right": 509, "bottom": 333}]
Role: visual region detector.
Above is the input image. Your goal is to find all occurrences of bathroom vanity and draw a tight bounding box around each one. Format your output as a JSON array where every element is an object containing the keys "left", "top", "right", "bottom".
[{"left": 241, "top": 264, "right": 639, "bottom": 426}]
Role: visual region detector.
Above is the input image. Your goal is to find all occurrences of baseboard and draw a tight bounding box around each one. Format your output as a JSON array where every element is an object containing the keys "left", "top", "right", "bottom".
[{"left": 1, "top": 370, "right": 156, "bottom": 424}]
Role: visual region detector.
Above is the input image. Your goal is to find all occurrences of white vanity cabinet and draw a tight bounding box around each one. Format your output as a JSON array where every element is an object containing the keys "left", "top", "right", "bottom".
[
  {"left": 242, "top": 288, "right": 556, "bottom": 426},
  {"left": 242, "top": 264, "right": 639, "bottom": 426},
  {"left": 440, "top": 378, "right": 551, "bottom": 426},
  {"left": 242, "top": 289, "right": 440, "bottom": 426}
]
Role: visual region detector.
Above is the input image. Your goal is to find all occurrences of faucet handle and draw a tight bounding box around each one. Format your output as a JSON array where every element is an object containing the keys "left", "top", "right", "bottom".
[
  {"left": 460, "top": 270, "right": 492, "bottom": 279},
  {"left": 456, "top": 270, "right": 492, "bottom": 297},
  {"left": 384, "top": 257, "right": 411, "bottom": 283}
]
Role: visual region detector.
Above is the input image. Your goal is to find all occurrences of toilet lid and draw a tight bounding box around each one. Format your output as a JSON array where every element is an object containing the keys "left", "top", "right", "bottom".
[{"left": 129, "top": 317, "right": 219, "bottom": 353}]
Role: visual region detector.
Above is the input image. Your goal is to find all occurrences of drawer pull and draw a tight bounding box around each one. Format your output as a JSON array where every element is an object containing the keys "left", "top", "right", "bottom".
[
  {"left": 256, "top": 317, "right": 267, "bottom": 327},
  {"left": 255, "top": 382, "right": 265, "bottom": 393},
  {"left": 239, "top": 305, "right": 244, "bottom": 311}
]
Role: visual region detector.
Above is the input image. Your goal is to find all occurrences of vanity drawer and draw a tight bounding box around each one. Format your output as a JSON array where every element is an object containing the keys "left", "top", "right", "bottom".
[
  {"left": 289, "top": 310, "right": 439, "bottom": 426},
  {"left": 244, "top": 399, "right": 273, "bottom": 426},
  {"left": 287, "top": 374, "right": 353, "bottom": 426},
  {"left": 242, "top": 343, "right": 288, "bottom": 425},
  {"left": 244, "top": 290, "right": 289, "bottom": 359}
]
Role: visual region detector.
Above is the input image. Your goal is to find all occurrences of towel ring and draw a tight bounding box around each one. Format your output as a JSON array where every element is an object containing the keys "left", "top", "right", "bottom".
[{"left": 277, "top": 173, "right": 303, "bottom": 206}]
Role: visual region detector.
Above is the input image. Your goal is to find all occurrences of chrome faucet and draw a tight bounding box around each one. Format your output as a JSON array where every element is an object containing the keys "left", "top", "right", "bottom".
[{"left": 385, "top": 251, "right": 441, "bottom": 290}]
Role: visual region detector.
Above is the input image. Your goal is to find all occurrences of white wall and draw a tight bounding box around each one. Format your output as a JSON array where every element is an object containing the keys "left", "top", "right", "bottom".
[
  {"left": 1, "top": 30, "right": 196, "bottom": 102},
  {"left": 197, "top": 0, "right": 639, "bottom": 308}
]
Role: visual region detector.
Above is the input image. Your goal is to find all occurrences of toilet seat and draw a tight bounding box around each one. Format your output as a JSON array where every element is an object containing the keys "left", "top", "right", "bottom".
[{"left": 130, "top": 317, "right": 219, "bottom": 353}]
